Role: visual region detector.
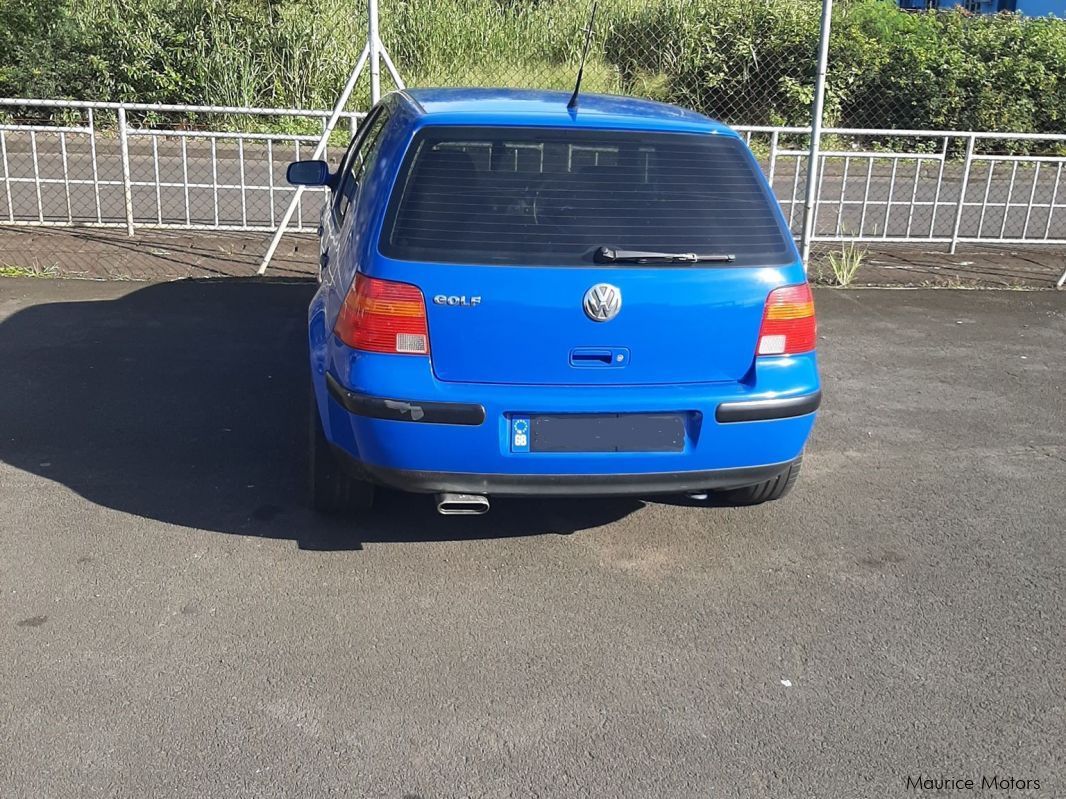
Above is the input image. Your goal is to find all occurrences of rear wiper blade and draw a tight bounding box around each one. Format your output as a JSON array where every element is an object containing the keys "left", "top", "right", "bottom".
[{"left": 594, "top": 247, "right": 736, "bottom": 264}]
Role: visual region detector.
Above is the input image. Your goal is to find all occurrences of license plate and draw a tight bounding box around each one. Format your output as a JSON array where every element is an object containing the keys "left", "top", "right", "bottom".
[{"left": 513, "top": 413, "right": 685, "bottom": 453}]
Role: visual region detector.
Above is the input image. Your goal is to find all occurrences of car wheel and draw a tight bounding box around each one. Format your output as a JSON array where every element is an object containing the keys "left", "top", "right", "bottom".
[
  {"left": 716, "top": 457, "right": 802, "bottom": 506},
  {"left": 308, "top": 382, "right": 375, "bottom": 514}
]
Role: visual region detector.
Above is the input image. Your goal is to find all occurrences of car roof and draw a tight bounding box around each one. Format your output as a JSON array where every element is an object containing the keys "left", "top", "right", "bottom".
[{"left": 395, "top": 88, "right": 735, "bottom": 136}]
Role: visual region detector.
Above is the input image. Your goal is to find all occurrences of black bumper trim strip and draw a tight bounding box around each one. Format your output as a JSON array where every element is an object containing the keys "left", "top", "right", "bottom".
[
  {"left": 715, "top": 390, "right": 822, "bottom": 423},
  {"left": 343, "top": 458, "right": 798, "bottom": 497},
  {"left": 325, "top": 372, "right": 486, "bottom": 426}
]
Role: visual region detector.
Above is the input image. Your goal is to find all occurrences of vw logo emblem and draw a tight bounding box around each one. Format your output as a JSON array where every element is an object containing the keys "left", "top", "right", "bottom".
[{"left": 583, "top": 283, "right": 622, "bottom": 322}]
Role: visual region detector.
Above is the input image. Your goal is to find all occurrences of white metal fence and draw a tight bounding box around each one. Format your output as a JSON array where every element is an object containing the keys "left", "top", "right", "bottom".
[
  {"left": 738, "top": 126, "right": 1066, "bottom": 254},
  {"left": 3, "top": 98, "right": 1064, "bottom": 255},
  {"left": 0, "top": 98, "right": 363, "bottom": 236},
  {"left": 1, "top": 0, "right": 1065, "bottom": 285}
]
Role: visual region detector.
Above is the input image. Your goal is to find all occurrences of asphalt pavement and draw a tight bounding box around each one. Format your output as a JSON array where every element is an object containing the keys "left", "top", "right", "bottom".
[{"left": 1, "top": 278, "right": 1063, "bottom": 797}]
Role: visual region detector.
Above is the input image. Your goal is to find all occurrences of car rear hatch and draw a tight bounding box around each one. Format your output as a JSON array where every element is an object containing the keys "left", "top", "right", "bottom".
[{"left": 377, "top": 124, "right": 797, "bottom": 386}]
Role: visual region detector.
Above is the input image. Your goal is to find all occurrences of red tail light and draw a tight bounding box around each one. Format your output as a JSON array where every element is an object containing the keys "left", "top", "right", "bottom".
[
  {"left": 334, "top": 274, "right": 429, "bottom": 354},
  {"left": 757, "top": 283, "right": 816, "bottom": 356}
]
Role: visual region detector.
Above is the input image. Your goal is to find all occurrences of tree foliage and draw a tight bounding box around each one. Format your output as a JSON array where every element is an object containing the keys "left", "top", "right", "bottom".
[{"left": 0, "top": 0, "right": 1063, "bottom": 135}]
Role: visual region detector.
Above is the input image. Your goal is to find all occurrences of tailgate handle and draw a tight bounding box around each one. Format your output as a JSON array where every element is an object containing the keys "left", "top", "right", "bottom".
[{"left": 570, "top": 347, "right": 629, "bottom": 367}]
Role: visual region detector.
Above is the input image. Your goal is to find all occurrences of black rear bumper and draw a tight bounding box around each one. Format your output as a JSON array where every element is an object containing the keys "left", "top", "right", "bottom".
[
  {"left": 338, "top": 454, "right": 798, "bottom": 498},
  {"left": 326, "top": 372, "right": 485, "bottom": 425},
  {"left": 327, "top": 371, "right": 820, "bottom": 428},
  {"left": 715, "top": 390, "right": 822, "bottom": 423}
]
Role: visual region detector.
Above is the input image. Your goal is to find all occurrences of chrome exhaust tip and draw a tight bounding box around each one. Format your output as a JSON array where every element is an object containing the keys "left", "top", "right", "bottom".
[{"left": 436, "top": 493, "right": 490, "bottom": 516}]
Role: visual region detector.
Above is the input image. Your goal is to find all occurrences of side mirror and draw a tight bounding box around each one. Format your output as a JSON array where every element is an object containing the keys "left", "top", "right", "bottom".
[{"left": 286, "top": 160, "right": 332, "bottom": 187}]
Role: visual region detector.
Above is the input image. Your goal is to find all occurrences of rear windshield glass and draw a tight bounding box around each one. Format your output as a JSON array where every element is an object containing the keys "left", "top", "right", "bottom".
[{"left": 380, "top": 126, "right": 792, "bottom": 267}]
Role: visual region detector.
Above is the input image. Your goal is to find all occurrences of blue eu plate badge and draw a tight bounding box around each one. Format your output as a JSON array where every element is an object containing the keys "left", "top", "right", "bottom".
[{"left": 511, "top": 416, "right": 530, "bottom": 453}]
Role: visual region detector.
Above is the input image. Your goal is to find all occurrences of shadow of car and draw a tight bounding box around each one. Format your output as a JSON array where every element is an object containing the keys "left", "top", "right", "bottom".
[{"left": 0, "top": 278, "right": 641, "bottom": 550}]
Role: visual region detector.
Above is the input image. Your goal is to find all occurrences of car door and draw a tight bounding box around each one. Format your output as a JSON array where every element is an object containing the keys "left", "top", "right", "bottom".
[{"left": 320, "top": 106, "right": 391, "bottom": 290}]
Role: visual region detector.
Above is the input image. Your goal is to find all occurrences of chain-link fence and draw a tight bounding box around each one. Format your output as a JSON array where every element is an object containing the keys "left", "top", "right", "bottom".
[{"left": 0, "top": 0, "right": 1064, "bottom": 285}]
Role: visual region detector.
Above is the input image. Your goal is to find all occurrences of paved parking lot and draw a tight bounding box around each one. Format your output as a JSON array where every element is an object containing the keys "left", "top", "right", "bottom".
[{"left": 1, "top": 278, "right": 1063, "bottom": 797}]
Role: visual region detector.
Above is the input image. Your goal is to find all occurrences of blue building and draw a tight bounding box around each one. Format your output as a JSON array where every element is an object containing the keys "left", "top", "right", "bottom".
[{"left": 898, "top": 0, "right": 1064, "bottom": 16}]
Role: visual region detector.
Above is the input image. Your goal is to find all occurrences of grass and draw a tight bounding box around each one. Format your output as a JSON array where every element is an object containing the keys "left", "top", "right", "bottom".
[
  {"left": 0, "top": 263, "right": 60, "bottom": 278},
  {"left": 817, "top": 240, "right": 867, "bottom": 287}
]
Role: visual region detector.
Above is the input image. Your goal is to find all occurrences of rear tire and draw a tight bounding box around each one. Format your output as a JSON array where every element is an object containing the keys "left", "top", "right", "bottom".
[
  {"left": 308, "top": 382, "right": 375, "bottom": 514},
  {"left": 716, "top": 457, "right": 802, "bottom": 506}
]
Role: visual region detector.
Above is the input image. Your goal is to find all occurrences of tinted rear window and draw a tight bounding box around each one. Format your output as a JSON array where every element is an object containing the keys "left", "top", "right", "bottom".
[{"left": 380, "top": 126, "right": 792, "bottom": 267}]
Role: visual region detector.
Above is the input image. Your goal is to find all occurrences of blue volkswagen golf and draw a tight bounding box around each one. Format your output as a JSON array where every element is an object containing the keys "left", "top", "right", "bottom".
[{"left": 289, "top": 88, "right": 820, "bottom": 515}]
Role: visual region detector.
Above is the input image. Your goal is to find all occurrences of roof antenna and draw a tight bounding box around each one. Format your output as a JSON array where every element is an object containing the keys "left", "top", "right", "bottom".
[{"left": 567, "top": 1, "right": 598, "bottom": 111}]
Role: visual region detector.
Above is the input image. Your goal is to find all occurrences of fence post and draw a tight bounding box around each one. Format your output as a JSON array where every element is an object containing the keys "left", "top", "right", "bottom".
[
  {"left": 950, "top": 134, "right": 975, "bottom": 255},
  {"left": 87, "top": 108, "right": 102, "bottom": 224},
  {"left": 369, "top": 0, "right": 382, "bottom": 104},
  {"left": 117, "top": 106, "right": 135, "bottom": 236},
  {"left": 800, "top": 0, "right": 832, "bottom": 270},
  {"left": 768, "top": 130, "right": 779, "bottom": 189},
  {"left": 257, "top": 44, "right": 371, "bottom": 275}
]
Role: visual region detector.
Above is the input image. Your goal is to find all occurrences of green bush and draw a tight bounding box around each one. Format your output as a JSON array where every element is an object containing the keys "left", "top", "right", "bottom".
[
  {"left": 603, "top": 0, "right": 1066, "bottom": 135},
  {"left": 0, "top": 0, "right": 1064, "bottom": 139},
  {"left": 831, "top": 1, "right": 1066, "bottom": 133},
  {"left": 604, "top": 0, "right": 823, "bottom": 126}
]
